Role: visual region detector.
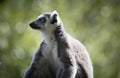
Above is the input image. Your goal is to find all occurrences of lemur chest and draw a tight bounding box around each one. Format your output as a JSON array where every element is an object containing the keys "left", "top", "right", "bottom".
[{"left": 42, "top": 41, "right": 59, "bottom": 69}]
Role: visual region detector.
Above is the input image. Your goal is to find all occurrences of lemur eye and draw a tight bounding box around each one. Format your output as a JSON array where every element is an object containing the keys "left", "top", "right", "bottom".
[{"left": 39, "top": 17, "right": 46, "bottom": 23}]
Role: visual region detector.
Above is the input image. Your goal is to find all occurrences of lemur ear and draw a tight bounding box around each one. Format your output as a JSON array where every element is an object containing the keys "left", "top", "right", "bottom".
[{"left": 50, "top": 11, "right": 58, "bottom": 24}]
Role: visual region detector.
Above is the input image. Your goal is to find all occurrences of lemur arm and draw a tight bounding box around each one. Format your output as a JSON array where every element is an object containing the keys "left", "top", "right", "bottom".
[
  {"left": 57, "top": 53, "right": 77, "bottom": 78},
  {"left": 54, "top": 26, "right": 77, "bottom": 78},
  {"left": 23, "top": 42, "right": 44, "bottom": 78},
  {"left": 23, "top": 63, "right": 39, "bottom": 78},
  {"left": 57, "top": 66, "right": 77, "bottom": 78},
  {"left": 57, "top": 40, "right": 77, "bottom": 78}
]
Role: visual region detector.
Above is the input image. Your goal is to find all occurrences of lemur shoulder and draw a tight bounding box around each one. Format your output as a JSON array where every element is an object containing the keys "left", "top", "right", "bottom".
[{"left": 24, "top": 11, "right": 93, "bottom": 78}]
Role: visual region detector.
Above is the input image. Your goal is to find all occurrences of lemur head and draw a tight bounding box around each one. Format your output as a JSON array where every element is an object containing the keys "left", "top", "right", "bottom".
[{"left": 29, "top": 11, "right": 62, "bottom": 32}]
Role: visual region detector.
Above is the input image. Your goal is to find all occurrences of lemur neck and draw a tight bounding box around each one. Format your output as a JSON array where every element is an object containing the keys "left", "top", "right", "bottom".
[
  {"left": 41, "top": 25, "right": 66, "bottom": 44},
  {"left": 41, "top": 30, "right": 55, "bottom": 44},
  {"left": 54, "top": 25, "right": 66, "bottom": 41}
]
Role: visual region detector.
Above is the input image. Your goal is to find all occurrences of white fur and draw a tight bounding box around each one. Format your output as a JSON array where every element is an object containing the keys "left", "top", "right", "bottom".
[{"left": 41, "top": 30, "right": 60, "bottom": 73}]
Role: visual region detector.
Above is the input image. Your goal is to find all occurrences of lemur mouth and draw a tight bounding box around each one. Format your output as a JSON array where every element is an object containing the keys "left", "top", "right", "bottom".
[{"left": 29, "top": 22, "right": 41, "bottom": 29}]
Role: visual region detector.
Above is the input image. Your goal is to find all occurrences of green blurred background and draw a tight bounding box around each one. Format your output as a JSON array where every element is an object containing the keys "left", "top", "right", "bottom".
[{"left": 0, "top": 0, "right": 120, "bottom": 78}]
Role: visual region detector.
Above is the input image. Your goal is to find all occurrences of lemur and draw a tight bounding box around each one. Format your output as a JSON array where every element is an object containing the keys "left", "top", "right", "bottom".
[{"left": 24, "top": 11, "right": 93, "bottom": 78}]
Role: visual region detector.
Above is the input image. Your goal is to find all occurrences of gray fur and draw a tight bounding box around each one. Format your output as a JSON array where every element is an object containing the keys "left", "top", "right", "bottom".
[{"left": 24, "top": 11, "right": 93, "bottom": 78}]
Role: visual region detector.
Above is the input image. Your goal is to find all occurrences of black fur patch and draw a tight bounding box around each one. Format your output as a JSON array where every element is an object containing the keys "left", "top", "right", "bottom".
[
  {"left": 29, "top": 22, "right": 41, "bottom": 29},
  {"left": 38, "top": 17, "right": 46, "bottom": 23},
  {"left": 44, "top": 14, "right": 51, "bottom": 18},
  {"left": 54, "top": 26, "right": 63, "bottom": 40},
  {"left": 50, "top": 14, "right": 57, "bottom": 24},
  {"left": 75, "top": 63, "right": 87, "bottom": 78}
]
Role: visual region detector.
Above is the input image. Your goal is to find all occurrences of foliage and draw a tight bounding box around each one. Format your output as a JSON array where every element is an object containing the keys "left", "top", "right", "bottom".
[{"left": 0, "top": 0, "right": 120, "bottom": 78}]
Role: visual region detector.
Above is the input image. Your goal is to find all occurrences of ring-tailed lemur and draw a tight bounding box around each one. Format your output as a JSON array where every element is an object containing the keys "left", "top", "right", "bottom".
[{"left": 24, "top": 11, "right": 93, "bottom": 78}]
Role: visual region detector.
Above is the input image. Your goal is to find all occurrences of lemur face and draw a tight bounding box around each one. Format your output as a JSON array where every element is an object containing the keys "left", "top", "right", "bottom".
[{"left": 29, "top": 11, "right": 60, "bottom": 31}]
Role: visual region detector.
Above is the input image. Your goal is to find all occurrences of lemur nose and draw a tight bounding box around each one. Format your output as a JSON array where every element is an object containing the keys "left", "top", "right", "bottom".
[
  {"left": 29, "top": 22, "right": 35, "bottom": 27},
  {"left": 29, "top": 22, "right": 40, "bottom": 29}
]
